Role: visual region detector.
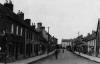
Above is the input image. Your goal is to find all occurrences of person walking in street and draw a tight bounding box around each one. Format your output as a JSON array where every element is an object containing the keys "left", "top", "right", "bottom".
[
  {"left": 55, "top": 45, "right": 59, "bottom": 59},
  {"left": 62, "top": 47, "right": 64, "bottom": 53}
]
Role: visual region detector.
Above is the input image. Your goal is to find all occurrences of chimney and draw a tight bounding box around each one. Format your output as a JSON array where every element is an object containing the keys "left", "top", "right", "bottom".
[
  {"left": 17, "top": 10, "right": 24, "bottom": 20},
  {"left": 41, "top": 26, "right": 45, "bottom": 30},
  {"left": 37, "top": 22, "right": 42, "bottom": 28},
  {"left": 32, "top": 23, "right": 36, "bottom": 29},
  {"left": 24, "top": 19, "right": 31, "bottom": 25},
  {"left": 4, "top": 0, "right": 13, "bottom": 11},
  {"left": 92, "top": 30, "right": 95, "bottom": 34}
]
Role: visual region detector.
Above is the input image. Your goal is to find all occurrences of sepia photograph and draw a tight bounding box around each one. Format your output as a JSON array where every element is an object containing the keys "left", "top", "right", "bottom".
[{"left": 0, "top": 0, "right": 100, "bottom": 64}]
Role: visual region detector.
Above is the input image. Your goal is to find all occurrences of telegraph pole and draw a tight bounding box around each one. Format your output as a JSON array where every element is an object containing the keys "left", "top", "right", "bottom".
[
  {"left": 45, "top": 26, "right": 50, "bottom": 54},
  {"left": 48, "top": 27, "right": 50, "bottom": 43},
  {"left": 47, "top": 27, "right": 50, "bottom": 53},
  {"left": 77, "top": 32, "right": 80, "bottom": 37}
]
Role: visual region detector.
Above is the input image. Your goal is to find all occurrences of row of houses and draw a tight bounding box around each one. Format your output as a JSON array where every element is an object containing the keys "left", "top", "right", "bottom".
[
  {"left": 83, "top": 31, "right": 96, "bottom": 56},
  {"left": 0, "top": 0, "right": 58, "bottom": 62},
  {"left": 61, "top": 18, "right": 100, "bottom": 57},
  {"left": 61, "top": 31, "right": 96, "bottom": 55}
]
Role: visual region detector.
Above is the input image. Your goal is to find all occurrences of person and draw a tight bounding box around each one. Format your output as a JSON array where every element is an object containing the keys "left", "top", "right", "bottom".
[
  {"left": 55, "top": 45, "right": 59, "bottom": 59},
  {"left": 62, "top": 48, "right": 64, "bottom": 53}
]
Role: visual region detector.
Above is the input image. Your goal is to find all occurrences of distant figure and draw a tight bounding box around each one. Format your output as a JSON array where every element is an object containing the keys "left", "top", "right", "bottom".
[
  {"left": 55, "top": 45, "right": 59, "bottom": 59},
  {"left": 62, "top": 49, "right": 64, "bottom": 53}
]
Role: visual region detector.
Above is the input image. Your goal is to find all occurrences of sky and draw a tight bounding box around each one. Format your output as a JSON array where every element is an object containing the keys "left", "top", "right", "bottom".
[{"left": 0, "top": 0, "right": 100, "bottom": 44}]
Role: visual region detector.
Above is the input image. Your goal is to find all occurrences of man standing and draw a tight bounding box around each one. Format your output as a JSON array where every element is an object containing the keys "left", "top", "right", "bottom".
[{"left": 55, "top": 45, "right": 59, "bottom": 59}]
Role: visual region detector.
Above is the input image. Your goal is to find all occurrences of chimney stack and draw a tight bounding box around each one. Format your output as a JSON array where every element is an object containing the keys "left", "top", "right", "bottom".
[
  {"left": 4, "top": 0, "right": 13, "bottom": 11},
  {"left": 37, "top": 22, "right": 42, "bottom": 28},
  {"left": 17, "top": 10, "right": 24, "bottom": 20},
  {"left": 24, "top": 19, "right": 31, "bottom": 25}
]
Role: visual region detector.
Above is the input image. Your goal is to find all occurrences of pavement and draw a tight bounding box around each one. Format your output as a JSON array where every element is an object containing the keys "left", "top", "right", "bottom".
[
  {"left": 0, "top": 51, "right": 55, "bottom": 64},
  {"left": 74, "top": 51, "right": 100, "bottom": 63}
]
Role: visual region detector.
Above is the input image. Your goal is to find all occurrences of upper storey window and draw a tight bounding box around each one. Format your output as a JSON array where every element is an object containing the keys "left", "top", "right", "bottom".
[
  {"left": 16, "top": 26, "right": 18, "bottom": 35},
  {"left": 20, "top": 28, "right": 23, "bottom": 36},
  {"left": 11, "top": 24, "right": 14, "bottom": 34}
]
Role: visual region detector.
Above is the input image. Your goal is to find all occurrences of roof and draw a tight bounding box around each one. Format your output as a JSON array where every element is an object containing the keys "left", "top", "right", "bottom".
[
  {"left": 83, "top": 32, "right": 96, "bottom": 42},
  {"left": 62, "top": 39, "right": 73, "bottom": 42},
  {"left": 0, "top": 3, "right": 34, "bottom": 30}
]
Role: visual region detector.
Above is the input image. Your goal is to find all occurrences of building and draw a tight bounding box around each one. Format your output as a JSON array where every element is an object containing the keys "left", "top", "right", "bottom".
[
  {"left": 61, "top": 39, "right": 72, "bottom": 48},
  {"left": 83, "top": 31, "right": 96, "bottom": 56},
  {"left": 36, "top": 22, "right": 57, "bottom": 53},
  {"left": 0, "top": 0, "right": 58, "bottom": 62},
  {"left": 0, "top": 1, "right": 38, "bottom": 61},
  {"left": 0, "top": 1, "right": 44, "bottom": 62},
  {"left": 96, "top": 18, "right": 100, "bottom": 57}
]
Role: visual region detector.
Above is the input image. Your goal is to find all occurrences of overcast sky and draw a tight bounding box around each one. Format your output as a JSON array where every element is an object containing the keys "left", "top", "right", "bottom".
[{"left": 0, "top": 0, "right": 100, "bottom": 44}]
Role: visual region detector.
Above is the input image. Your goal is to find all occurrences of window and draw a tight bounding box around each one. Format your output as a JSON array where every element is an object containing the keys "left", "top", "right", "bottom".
[
  {"left": 27, "top": 32, "right": 29, "bottom": 39},
  {"left": 16, "top": 26, "right": 18, "bottom": 35},
  {"left": 30, "top": 32, "right": 32, "bottom": 40},
  {"left": 20, "top": 28, "right": 23, "bottom": 36},
  {"left": 11, "top": 24, "right": 14, "bottom": 33},
  {"left": 25, "top": 29, "right": 27, "bottom": 40}
]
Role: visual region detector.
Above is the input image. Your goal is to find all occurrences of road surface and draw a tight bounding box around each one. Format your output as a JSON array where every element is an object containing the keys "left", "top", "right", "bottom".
[{"left": 30, "top": 49, "right": 100, "bottom": 64}]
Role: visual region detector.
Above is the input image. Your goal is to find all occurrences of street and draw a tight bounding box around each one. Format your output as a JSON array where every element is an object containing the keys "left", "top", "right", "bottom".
[{"left": 30, "top": 49, "right": 100, "bottom": 64}]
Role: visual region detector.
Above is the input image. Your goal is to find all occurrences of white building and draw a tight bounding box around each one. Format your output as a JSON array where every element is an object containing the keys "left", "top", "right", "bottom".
[{"left": 61, "top": 39, "right": 72, "bottom": 48}]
